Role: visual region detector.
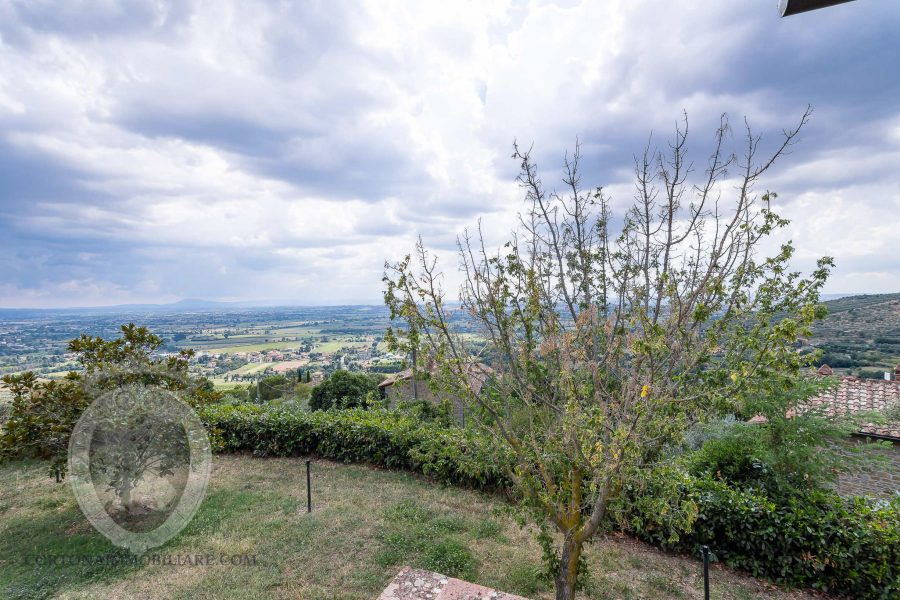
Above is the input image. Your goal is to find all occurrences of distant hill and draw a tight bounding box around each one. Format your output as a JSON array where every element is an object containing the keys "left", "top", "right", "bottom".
[
  {"left": 811, "top": 293, "right": 900, "bottom": 374},
  {"left": 0, "top": 298, "right": 266, "bottom": 318},
  {"left": 821, "top": 293, "right": 900, "bottom": 315}
]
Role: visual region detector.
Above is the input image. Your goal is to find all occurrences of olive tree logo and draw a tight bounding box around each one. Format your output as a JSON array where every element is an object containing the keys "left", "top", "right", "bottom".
[{"left": 68, "top": 368, "right": 211, "bottom": 554}]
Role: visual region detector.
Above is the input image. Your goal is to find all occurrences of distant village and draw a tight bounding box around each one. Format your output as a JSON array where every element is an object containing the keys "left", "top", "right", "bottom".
[{"left": 187, "top": 338, "right": 406, "bottom": 386}]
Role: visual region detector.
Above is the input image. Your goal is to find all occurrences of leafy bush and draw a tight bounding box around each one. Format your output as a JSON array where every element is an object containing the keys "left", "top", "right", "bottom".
[
  {"left": 0, "top": 324, "right": 220, "bottom": 479},
  {"left": 308, "top": 371, "right": 381, "bottom": 411},
  {"left": 0, "top": 372, "right": 88, "bottom": 476},
  {"left": 0, "top": 401, "right": 9, "bottom": 426},
  {"left": 685, "top": 420, "right": 891, "bottom": 500},
  {"left": 684, "top": 379, "right": 885, "bottom": 496},
  {"left": 221, "top": 386, "right": 251, "bottom": 404},
  {"left": 681, "top": 415, "right": 740, "bottom": 452},
  {"left": 248, "top": 374, "right": 293, "bottom": 402},
  {"left": 294, "top": 382, "right": 313, "bottom": 405},
  {"left": 199, "top": 403, "right": 511, "bottom": 490},
  {"left": 621, "top": 467, "right": 900, "bottom": 599},
  {"left": 883, "top": 401, "right": 900, "bottom": 423},
  {"left": 395, "top": 398, "right": 455, "bottom": 426},
  {"left": 685, "top": 425, "right": 798, "bottom": 494}
]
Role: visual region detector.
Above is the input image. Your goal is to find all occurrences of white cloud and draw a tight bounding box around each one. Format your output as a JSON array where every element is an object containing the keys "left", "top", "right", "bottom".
[{"left": 0, "top": 0, "right": 897, "bottom": 307}]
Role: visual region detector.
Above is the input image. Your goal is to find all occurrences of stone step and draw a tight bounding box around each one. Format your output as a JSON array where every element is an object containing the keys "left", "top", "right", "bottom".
[{"left": 378, "top": 567, "right": 530, "bottom": 600}]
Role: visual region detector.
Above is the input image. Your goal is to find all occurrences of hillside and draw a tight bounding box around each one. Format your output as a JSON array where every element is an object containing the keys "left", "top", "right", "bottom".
[{"left": 811, "top": 293, "right": 900, "bottom": 375}]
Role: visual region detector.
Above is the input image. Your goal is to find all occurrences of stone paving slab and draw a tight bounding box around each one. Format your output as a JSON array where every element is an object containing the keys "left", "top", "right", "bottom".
[{"left": 378, "top": 567, "right": 529, "bottom": 600}]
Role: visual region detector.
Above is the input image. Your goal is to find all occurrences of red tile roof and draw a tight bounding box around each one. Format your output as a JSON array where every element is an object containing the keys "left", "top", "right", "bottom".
[{"left": 808, "top": 376, "right": 900, "bottom": 440}]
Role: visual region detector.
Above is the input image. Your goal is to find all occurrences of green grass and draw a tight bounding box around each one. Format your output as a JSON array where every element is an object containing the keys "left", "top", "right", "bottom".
[
  {"left": 312, "top": 340, "right": 371, "bottom": 354},
  {"left": 201, "top": 340, "right": 304, "bottom": 354},
  {"left": 266, "top": 327, "right": 322, "bottom": 337},
  {"left": 0, "top": 457, "right": 822, "bottom": 600},
  {"left": 201, "top": 336, "right": 371, "bottom": 356},
  {"left": 227, "top": 363, "right": 275, "bottom": 376}
]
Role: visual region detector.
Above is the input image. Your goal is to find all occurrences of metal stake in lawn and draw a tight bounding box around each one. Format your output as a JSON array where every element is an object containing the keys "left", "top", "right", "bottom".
[
  {"left": 702, "top": 545, "right": 710, "bottom": 600},
  {"left": 306, "top": 459, "right": 312, "bottom": 513}
]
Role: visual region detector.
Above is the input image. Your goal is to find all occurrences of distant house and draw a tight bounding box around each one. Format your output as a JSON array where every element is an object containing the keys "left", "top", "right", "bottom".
[
  {"left": 378, "top": 363, "right": 492, "bottom": 426},
  {"left": 808, "top": 365, "right": 900, "bottom": 497}
]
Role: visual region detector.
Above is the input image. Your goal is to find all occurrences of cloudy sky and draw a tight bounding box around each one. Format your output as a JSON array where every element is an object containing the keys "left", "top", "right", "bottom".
[{"left": 0, "top": 0, "right": 897, "bottom": 308}]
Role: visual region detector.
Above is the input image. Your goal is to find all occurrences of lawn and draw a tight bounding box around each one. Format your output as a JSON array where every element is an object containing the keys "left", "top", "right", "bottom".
[{"left": 0, "top": 456, "right": 821, "bottom": 600}]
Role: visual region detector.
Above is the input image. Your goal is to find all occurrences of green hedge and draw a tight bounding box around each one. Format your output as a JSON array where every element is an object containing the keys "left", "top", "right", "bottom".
[
  {"left": 199, "top": 404, "right": 512, "bottom": 490},
  {"left": 624, "top": 471, "right": 900, "bottom": 599},
  {"left": 200, "top": 403, "right": 899, "bottom": 599}
]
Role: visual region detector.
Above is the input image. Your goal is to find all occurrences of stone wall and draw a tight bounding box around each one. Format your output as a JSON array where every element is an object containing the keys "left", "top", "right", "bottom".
[{"left": 833, "top": 436, "right": 900, "bottom": 498}]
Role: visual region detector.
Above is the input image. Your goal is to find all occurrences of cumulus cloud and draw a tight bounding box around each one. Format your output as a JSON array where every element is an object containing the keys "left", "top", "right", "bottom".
[{"left": 0, "top": 0, "right": 897, "bottom": 307}]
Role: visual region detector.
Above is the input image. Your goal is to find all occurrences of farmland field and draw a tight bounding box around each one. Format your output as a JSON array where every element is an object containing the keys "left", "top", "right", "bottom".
[
  {"left": 4, "top": 295, "right": 900, "bottom": 387},
  {"left": 198, "top": 340, "right": 306, "bottom": 354},
  {"left": 0, "top": 306, "right": 404, "bottom": 384}
]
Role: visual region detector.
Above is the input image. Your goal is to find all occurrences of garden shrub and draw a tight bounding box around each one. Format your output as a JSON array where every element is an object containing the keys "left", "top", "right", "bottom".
[
  {"left": 199, "top": 403, "right": 511, "bottom": 490},
  {"left": 682, "top": 389, "right": 888, "bottom": 498},
  {"left": 308, "top": 371, "right": 381, "bottom": 411},
  {"left": 684, "top": 426, "right": 792, "bottom": 494},
  {"left": 248, "top": 374, "right": 293, "bottom": 403},
  {"left": 622, "top": 467, "right": 900, "bottom": 599},
  {"left": 395, "top": 397, "right": 456, "bottom": 427},
  {"left": 0, "top": 373, "right": 88, "bottom": 475}
]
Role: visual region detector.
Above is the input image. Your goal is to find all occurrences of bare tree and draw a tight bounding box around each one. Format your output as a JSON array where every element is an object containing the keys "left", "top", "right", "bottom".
[{"left": 383, "top": 108, "right": 831, "bottom": 600}]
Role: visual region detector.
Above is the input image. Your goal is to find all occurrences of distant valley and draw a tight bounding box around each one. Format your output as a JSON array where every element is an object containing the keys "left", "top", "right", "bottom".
[{"left": 1, "top": 293, "right": 899, "bottom": 394}]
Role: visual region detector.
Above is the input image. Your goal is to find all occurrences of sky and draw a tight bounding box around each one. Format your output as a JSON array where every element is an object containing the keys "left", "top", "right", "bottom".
[{"left": 0, "top": 0, "right": 898, "bottom": 308}]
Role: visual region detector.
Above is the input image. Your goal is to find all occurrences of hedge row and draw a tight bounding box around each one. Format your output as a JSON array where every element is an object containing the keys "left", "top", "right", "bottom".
[
  {"left": 200, "top": 404, "right": 899, "bottom": 599},
  {"left": 626, "top": 470, "right": 900, "bottom": 599},
  {"left": 199, "top": 404, "right": 512, "bottom": 490}
]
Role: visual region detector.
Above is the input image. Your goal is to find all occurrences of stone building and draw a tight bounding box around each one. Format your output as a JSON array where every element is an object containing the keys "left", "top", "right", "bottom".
[{"left": 377, "top": 364, "right": 491, "bottom": 426}]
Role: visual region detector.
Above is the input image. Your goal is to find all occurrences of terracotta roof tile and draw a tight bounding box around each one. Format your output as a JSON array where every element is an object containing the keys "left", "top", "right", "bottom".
[
  {"left": 809, "top": 378, "right": 900, "bottom": 440},
  {"left": 816, "top": 364, "right": 833, "bottom": 376}
]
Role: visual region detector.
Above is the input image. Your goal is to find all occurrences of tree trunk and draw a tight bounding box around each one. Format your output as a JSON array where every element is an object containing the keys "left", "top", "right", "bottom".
[
  {"left": 120, "top": 481, "right": 134, "bottom": 513},
  {"left": 555, "top": 535, "right": 583, "bottom": 600}
]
